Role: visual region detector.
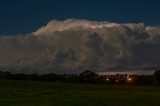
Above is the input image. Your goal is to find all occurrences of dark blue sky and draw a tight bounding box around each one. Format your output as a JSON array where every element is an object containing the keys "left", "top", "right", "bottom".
[{"left": 0, "top": 0, "right": 160, "bottom": 35}]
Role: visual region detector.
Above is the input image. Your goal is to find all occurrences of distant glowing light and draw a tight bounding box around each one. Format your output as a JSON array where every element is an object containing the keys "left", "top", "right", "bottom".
[{"left": 128, "top": 78, "right": 132, "bottom": 81}]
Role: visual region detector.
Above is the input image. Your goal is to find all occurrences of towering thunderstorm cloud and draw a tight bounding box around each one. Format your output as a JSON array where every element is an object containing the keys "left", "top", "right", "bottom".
[{"left": 0, "top": 19, "right": 160, "bottom": 74}]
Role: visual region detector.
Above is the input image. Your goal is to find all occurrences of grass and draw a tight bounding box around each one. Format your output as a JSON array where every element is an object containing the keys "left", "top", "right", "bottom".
[{"left": 0, "top": 80, "right": 160, "bottom": 106}]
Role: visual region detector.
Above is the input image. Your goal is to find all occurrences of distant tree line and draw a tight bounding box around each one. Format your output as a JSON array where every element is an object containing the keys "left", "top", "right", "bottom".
[
  {"left": 0, "top": 70, "right": 160, "bottom": 86},
  {"left": 0, "top": 70, "right": 105, "bottom": 84}
]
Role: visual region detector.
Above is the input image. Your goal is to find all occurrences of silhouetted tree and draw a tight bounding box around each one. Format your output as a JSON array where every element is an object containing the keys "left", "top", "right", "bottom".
[
  {"left": 79, "top": 70, "right": 103, "bottom": 83},
  {"left": 0, "top": 71, "right": 11, "bottom": 79},
  {"left": 154, "top": 70, "right": 160, "bottom": 85}
]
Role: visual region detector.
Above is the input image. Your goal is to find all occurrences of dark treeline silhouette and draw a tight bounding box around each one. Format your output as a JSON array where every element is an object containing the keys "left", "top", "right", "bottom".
[
  {"left": 0, "top": 70, "right": 105, "bottom": 84},
  {"left": 0, "top": 70, "right": 160, "bottom": 86}
]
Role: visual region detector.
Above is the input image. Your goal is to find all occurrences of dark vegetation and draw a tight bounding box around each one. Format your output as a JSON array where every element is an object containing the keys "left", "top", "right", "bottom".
[
  {"left": 0, "top": 70, "right": 160, "bottom": 86},
  {"left": 0, "top": 70, "right": 103, "bottom": 84},
  {"left": 1, "top": 80, "right": 160, "bottom": 106},
  {"left": 0, "top": 70, "right": 160, "bottom": 106}
]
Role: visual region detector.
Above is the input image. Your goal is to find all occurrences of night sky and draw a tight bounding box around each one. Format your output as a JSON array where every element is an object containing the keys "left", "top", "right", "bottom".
[{"left": 0, "top": 0, "right": 160, "bottom": 35}]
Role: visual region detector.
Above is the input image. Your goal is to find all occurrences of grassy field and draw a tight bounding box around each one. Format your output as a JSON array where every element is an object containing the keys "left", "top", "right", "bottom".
[{"left": 0, "top": 80, "right": 160, "bottom": 106}]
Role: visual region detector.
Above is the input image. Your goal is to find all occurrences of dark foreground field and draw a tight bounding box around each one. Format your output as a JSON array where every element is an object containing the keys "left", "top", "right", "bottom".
[{"left": 0, "top": 80, "right": 160, "bottom": 106}]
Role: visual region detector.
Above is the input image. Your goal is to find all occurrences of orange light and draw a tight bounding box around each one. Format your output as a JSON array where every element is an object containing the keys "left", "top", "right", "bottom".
[{"left": 128, "top": 78, "right": 132, "bottom": 81}]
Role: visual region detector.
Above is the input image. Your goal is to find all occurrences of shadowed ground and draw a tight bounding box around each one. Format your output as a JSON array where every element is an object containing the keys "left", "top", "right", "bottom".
[{"left": 0, "top": 80, "right": 160, "bottom": 106}]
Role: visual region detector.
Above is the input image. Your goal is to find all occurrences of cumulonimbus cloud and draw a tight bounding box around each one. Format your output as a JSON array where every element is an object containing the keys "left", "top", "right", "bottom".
[{"left": 0, "top": 19, "right": 160, "bottom": 74}]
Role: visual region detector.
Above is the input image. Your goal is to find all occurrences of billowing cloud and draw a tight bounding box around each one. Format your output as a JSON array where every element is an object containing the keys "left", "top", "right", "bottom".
[
  {"left": 33, "top": 19, "right": 122, "bottom": 36},
  {"left": 0, "top": 19, "right": 160, "bottom": 74}
]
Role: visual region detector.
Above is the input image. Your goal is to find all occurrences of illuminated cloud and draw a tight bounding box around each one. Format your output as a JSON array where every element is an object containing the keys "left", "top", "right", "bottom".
[
  {"left": 0, "top": 19, "right": 160, "bottom": 74},
  {"left": 33, "top": 19, "right": 121, "bottom": 35}
]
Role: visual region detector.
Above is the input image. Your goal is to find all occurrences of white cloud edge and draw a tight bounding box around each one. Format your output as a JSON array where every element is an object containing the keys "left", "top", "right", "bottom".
[{"left": 33, "top": 19, "right": 159, "bottom": 36}]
